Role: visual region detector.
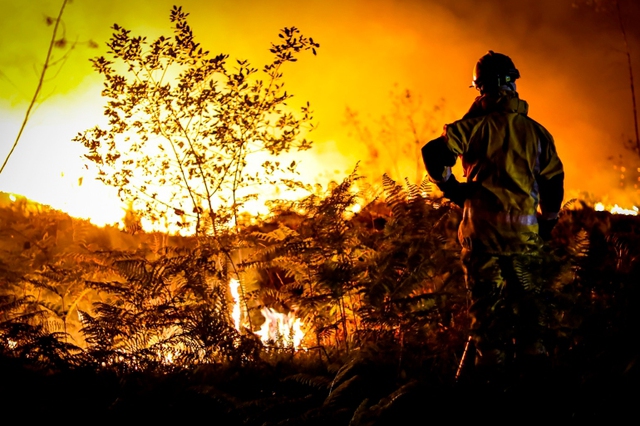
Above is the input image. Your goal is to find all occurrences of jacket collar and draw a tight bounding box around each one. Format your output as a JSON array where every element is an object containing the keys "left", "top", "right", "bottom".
[{"left": 463, "top": 90, "right": 528, "bottom": 119}]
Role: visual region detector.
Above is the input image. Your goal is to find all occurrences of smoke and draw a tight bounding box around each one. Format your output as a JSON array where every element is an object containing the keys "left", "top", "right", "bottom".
[
  {"left": 422, "top": 0, "right": 640, "bottom": 203},
  {"left": 1, "top": 0, "right": 639, "bottom": 219}
]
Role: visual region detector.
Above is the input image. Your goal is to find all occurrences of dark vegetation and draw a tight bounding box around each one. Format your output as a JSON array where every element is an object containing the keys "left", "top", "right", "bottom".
[
  {"left": 1, "top": 187, "right": 640, "bottom": 423},
  {"left": 2, "top": 5, "right": 640, "bottom": 423}
]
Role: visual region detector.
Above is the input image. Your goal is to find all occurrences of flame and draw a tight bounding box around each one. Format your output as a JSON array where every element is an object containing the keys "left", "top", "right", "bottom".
[
  {"left": 610, "top": 205, "right": 638, "bottom": 216},
  {"left": 228, "top": 279, "right": 307, "bottom": 350},
  {"left": 229, "top": 278, "right": 242, "bottom": 332},
  {"left": 0, "top": 92, "right": 352, "bottom": 235},
  {"left": 2, "top": 0, "right": 640, "bottom": 237},
  {"left": 162, "top": 351, "right": 174, "bottom": 365},
  {"left": 255, "top": 307, "right": 306, "bottom": 350},
  {"left": 594, "top": 202, "right": 638, "bottom": 216}
]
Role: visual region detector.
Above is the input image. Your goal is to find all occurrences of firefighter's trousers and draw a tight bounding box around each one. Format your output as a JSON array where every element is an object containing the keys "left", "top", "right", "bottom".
[{"left": 461, "top": 248, "right": 547, "bottom": 368}]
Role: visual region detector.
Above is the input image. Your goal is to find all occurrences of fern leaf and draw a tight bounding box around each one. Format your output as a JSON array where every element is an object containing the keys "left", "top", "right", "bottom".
[
  {"left": 324, "top": 374, "right": 360, "bottom": 408},
  {"left": 419, "top": 176, "right": 433, "bottom": 197},
  {"left": 561, "top": 198, "right": 578, "bottom": 212},
  {"left": 285, "top": 373, "right": 332, "bottom": 390},
  {"left": 382, "top": 174, "right": 408, "bottom": 219},
  {"left": 349, "top": 398, "right": 370, "bottom": 426},
  {"left": 404, "top": 178, "right": 420, "bottom": 200}
]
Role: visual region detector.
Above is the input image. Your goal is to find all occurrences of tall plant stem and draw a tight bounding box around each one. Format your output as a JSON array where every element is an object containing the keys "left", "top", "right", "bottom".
[
  {"left": 616, "top": 0, "right": 640, "bottom": 154},
  {"left": 0, "top": 0, "right": 68, "bottom": 175},
  {"left": 339, "top": 296, "right": 349, "bottom": 353}
]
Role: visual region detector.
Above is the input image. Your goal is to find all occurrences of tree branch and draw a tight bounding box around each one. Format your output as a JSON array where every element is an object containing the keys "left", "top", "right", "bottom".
[{"left": 0, "top": 0, "right": 69, "bottom": 175}]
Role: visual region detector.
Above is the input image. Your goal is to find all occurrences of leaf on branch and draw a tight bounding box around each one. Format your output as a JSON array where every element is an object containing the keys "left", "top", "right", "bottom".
[{"left": 54, "top": 38, "right": 67, "bottom": 48}]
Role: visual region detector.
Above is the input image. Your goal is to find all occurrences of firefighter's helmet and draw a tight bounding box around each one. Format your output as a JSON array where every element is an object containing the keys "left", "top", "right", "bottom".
[{"left": 472, "top": 51, "right": 520, "bottom": 92}]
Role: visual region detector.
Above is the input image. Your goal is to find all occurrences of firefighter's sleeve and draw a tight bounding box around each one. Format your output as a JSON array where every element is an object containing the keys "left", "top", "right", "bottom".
[
  {"left": 536, "top": 132, "right": 564, "bottom": 221},
  {"left": 422, "top": 121, "right": 472, "bottom": 207},
  {"left": 422, "top": 120, "right": 472, "bottom": 183},
  {"left": 421, "top": 135, "right": 457, "bottom": 183}
]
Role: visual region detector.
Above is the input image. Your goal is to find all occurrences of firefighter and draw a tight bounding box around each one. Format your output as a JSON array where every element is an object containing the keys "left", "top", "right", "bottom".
[{"left": 422, "top": 51, "right": 564, "bottom": 373}]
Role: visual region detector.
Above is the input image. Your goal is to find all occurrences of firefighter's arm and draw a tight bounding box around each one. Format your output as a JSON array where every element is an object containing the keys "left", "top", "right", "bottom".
[
  {"left": 422, "top": 128, "right": 469, "bottom": 207},
  {"left": 422, "top": 136, "right": 456, "bottom": 183},
  {"left": 537, "top": 133, "right": 565, "bottom": 240}
]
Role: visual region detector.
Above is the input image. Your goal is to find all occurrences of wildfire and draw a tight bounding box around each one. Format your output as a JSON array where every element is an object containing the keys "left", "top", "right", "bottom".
[
  {"left": 594, "top": 202, "right": 639, "bottom": 216},
  {"left": 229, "top": 279, "right": 306, "bottom": 350}
]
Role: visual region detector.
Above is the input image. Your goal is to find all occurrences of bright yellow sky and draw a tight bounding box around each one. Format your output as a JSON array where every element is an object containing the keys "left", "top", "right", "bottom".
[{"left": 1, "top": 0, "right": 640, "bottom": 226}]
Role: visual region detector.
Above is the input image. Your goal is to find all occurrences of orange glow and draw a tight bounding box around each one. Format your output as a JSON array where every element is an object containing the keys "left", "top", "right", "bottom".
[{"left": 1, "top": 1, "right": 640, "bottom": 232}]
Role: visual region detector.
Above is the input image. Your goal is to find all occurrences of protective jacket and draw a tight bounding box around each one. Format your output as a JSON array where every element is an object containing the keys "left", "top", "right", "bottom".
[{"left": 422, "top": 90, "right": 564, "bottom": 254}]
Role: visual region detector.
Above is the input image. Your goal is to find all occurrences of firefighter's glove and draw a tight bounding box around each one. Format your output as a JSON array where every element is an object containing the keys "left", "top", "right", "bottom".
[
  {"left": 437, "top": 175, "right": 468, "bottom": 208},
  {"left": 538, "top": 218, "right": 558, "bottom": 242}
]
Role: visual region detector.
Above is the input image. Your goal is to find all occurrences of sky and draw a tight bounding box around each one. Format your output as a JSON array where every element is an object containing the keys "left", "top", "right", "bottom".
[{"left": 1, "top": 0, "right": 640, "bottom": 225}]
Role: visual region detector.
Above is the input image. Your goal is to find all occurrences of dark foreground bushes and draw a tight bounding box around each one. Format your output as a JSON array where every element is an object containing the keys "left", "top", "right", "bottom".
[{"left": 1, "top": 185, "right": 640, "bottom": 422}]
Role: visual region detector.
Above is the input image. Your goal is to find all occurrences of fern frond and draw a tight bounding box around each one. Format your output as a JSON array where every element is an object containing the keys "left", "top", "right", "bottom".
[
  {"left": 324, "top": 374, "right": 360, "bottom": 408},
  {"left": 25, "top": 277, "right": 63, "bottom": 297},
  {"left": 330, "top": 357, "right": 360, "bottom": 392},
  {"left": 285, "top": 373, "right": 332, "bottom": 390},
  {"left": 561, "top": 198, "right": 578, "bottom": 212},
  {"left": 349, "top": 398, "right": 370, "bottom": 426},
  {"left": 113, "top": 258, "right": 150, "bottom": 282},
  {"left": 367, "top": 381, "right": 419, "bottom": 417},
  {"left": 571, "top": 229, "right": 590, "bottom": 258},
  {"left": 513, "top": 258, "right": 535, "bottom": 292},
  {"left": 251, "top": 225, "right": 300, "bottom": 244},
  {"left": 404, "top": 178, "right": 420, "bottom": 200},
  {"left": 418, "top": 176, "right": 433, "bottom": 198}
]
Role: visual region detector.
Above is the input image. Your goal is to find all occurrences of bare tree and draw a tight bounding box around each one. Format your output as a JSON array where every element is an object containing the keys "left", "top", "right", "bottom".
[
  {"left": 574, "top": 0, "right": 639, "bottom": 155},
  {"left": 1, "top": 0, "right": 69, "bottom": 175}
]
